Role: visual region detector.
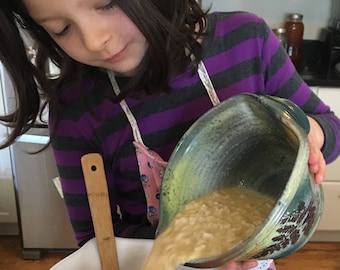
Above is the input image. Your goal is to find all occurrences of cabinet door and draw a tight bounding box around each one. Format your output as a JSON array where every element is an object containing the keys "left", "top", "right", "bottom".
[
  {"left": 317, "top": 182, "right": 340, "bottom": 231},
  {"left": 0, "top": 67, "right": 17, "bottom": 224},
  {"left": 0, "top": 142, "right": 17, "bottom": 223},
  {"left": 317, "top": 87, "right": 340, "bottom": 181}
]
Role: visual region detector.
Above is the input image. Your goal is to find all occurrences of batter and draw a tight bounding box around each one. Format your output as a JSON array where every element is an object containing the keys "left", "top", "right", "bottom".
[{"left": 143, "top": 187, "right": 275, "bottom": 270}]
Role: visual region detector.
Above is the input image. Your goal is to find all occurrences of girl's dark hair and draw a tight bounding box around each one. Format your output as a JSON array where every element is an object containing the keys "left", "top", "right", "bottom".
[{"left": 0, "top": 0, "right": 207, "bottom": 149}]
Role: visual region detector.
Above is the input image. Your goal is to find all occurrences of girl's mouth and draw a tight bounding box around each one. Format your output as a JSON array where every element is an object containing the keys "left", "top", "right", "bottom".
[{"left": 106, "top": 47, "right": 127, "bottom": 63}]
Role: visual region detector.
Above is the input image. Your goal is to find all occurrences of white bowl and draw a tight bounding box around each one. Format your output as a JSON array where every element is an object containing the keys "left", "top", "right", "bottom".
[
  {"left": 51, "top": 237, "right": 275, "bottom": 269},
  {"left": 50, "top": 237, "right": 217, "bottom": 270}
]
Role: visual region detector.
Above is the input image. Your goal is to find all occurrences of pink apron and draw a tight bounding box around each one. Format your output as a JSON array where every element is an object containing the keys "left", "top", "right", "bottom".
[
  {"left": 107, "top": 63, "right": 276, "bottom": 270},
  {"left": 134, "top": 141, "right": 167, "bottom": 226}
]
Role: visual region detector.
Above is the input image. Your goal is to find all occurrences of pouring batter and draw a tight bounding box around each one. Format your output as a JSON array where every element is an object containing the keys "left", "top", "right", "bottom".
[{"left": 1, "top": 1, "right": 339, "bottom": 269}]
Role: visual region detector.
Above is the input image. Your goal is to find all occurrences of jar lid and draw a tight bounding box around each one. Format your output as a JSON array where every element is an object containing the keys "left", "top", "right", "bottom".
[
  {"left": 286, "top": 13, "right": 303, "bottom": 22},
  {"left": 273, "top": 28, "right": 287, "bottom": 35}
]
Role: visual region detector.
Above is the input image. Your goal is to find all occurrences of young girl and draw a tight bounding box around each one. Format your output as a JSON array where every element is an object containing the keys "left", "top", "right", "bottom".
[{"left": 1, "top": 1, "right": 339, "bottom": 269}]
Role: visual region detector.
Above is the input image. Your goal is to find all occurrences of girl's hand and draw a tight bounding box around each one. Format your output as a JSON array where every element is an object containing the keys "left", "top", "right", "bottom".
[
  {"left": 307, "top": 116, "right": 326, "bottom": 184},
  {"left": 308, "top": 134, "right": 326, "bottom": 184},
  {"left": 219, "top": 260, "right": 258, "bottom": 270}
]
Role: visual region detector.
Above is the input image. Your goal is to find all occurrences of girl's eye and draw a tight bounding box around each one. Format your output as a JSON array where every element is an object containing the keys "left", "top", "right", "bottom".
[
  {"left": 55, "top": 24, "right": 71, "bottom": 37},
  {"left": 100, "top": 0, "right": 115, "bottom": 10}
]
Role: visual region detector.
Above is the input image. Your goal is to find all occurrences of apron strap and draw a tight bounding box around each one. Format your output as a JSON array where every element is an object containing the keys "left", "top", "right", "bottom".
[
  {"left": 107, "top": 62, "right": 220, "bottom": 226},
  {"left": 107, "top": 71, "right": 145, "bottom": 146},
  {"left": 108, "top": 60, "right": 220, "bottom": 140},
  {"left": 197, "top": 61, "right": 220, "bottom": 106}
]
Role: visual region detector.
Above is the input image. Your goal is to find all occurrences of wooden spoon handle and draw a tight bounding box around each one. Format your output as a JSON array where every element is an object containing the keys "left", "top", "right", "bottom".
[{"left": 81, "top": 153, "right": 119, "bottom": 270}]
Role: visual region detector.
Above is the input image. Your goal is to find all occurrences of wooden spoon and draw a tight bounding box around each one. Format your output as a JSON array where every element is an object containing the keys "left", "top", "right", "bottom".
[{"left": 81, "top": 153, "right": 119, "bottom": 270}]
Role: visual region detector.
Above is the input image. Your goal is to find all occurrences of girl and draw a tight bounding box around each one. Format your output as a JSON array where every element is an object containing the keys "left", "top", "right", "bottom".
[{"left": 0, "top": 0, "right": 339, "bottom": 269}]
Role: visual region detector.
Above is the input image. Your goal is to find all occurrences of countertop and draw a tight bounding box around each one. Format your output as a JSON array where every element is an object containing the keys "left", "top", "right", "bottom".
[{"left": 300, "top": 70, "right": 340, "bottom": 87}]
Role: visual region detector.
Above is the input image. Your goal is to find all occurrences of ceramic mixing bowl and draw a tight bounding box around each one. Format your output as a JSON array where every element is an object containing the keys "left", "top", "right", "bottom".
[{"left": 157, "top": 93, "right": 324, "bottom": 268}]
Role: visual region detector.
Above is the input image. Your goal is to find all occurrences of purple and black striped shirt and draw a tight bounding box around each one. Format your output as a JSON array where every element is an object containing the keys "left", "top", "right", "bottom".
[{"left": 50, "top": 12, "right": 340, "bottom": 246}]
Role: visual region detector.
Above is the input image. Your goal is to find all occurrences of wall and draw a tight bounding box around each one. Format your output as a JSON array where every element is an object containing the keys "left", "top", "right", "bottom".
[{"left": 202, "top": 0, "right": 333, "bottom": 39}]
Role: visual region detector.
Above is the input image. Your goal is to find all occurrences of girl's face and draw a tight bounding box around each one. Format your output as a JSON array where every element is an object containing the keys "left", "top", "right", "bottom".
[{"left": 23, "top": 0, "right": 148, "bottom": 77}]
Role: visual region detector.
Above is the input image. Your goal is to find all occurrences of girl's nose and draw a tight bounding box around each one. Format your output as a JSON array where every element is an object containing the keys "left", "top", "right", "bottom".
[{"left": 81, "top": 24, "right": 111, "bottom": 52}]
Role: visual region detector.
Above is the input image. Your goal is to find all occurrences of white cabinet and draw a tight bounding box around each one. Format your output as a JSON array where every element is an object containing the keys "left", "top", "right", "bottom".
[
  {"left": 0, "top": 65, "right": 18, "bottom": 228},
  {"left": 318, "top": 87, "right": 340, "bottom": 180},
  {"left": 312, "top": 87, "right": 340, "bottom": 241},
  {"left": 317, "top": 182, "right": 340, "bottom": 231},
  {"left": 309, "top": 86, "right": 318, "bottom": 95},
  {"left": 0, "top": 147, "right": 17, "bottom": 225}
]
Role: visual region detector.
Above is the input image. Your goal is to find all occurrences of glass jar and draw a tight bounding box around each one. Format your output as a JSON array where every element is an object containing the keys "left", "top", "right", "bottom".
[
  {"left": 284, "top": 13, "right": 304, "bottom": 67},
  {"left": 273, "top": 28, "right": 288, "bottom": 50}
]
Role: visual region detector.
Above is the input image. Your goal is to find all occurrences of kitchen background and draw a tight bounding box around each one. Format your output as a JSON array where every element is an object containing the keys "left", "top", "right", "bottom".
[
  {"left": 202, "top": 0, "right": 333, "bottom": 39},
  {"left": 0, "top": 0, "right": 339, "bottom": 259}
]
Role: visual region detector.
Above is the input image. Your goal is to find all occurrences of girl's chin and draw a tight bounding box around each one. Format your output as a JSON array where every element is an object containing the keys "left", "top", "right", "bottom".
[
  {"left": 108, "top": 69, "right": 136, "bottom": 77},
  {"left": 97, "top": 63, "right": 136, "bottom": 77}
]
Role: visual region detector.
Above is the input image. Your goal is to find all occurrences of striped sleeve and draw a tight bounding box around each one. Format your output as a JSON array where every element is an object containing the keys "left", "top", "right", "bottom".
[{"left": 201, "top": 12, "right": 340, "bottom": 163}]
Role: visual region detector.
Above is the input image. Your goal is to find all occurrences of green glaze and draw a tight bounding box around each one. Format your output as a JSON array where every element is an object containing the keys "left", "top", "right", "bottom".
[{"left": 156, "top": 93, "right": 323, "bottom": 267}]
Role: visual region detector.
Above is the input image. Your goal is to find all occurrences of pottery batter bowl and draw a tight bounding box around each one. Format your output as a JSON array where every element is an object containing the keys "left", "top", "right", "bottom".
[{"left": 157, "top": 93, "right": 324, "bottom": 268}]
